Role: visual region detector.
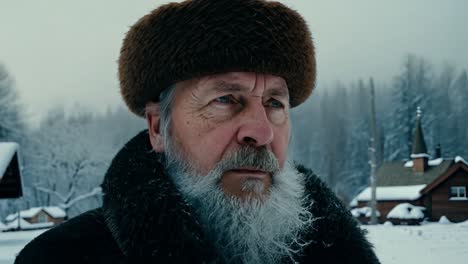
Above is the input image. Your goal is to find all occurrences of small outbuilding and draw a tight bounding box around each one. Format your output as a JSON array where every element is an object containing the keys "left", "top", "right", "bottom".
[{"left": 3, "top": 206, "right": 66, "bottom": 231}]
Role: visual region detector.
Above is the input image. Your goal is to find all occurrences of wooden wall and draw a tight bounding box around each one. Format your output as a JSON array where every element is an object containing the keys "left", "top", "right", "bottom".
[{"left": 429, "top": 167, "right": 468, "bottom": 222}]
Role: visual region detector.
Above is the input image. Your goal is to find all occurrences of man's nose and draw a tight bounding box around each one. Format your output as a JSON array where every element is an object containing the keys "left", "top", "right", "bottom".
[{"left": 236, "top": 104, "right": 274, "bottom": 147}]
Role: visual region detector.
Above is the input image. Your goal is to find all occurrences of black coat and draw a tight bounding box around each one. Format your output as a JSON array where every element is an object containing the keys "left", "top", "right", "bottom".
[{"left": 15, "top": 131, "right": 380, "bottom": 263}]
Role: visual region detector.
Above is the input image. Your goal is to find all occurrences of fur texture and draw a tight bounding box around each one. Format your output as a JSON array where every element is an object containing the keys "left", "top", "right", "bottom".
[
  {"left": 15, "top": 131, "right": 379, "bottom": 263},
  {"left": 119, "top": 0, "right": 316, "bottom": 116}
]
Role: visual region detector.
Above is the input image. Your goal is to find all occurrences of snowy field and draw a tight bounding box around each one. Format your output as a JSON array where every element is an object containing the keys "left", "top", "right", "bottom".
[
  {"left": 0, "top": 229, "right": 46, "bottom": 264},
  {"left": 0, "top": 223, "right": 467, "bottom": 263},
  {"left": 364, "top": 221, "right": 468, "bottom": 264}
]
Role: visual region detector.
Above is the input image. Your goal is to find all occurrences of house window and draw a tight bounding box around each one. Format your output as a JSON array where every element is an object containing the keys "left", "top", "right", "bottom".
[
  {"left": 450, "top": 186, "right": 467, "bottom": 200},
  {"left": 37, "top": 212, "right": 48, "bottom": 223}
]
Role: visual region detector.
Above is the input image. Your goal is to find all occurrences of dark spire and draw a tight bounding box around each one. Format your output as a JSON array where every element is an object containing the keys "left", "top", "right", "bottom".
[{"left": 411, "top": 107, "right": 429, "bottom": 157}]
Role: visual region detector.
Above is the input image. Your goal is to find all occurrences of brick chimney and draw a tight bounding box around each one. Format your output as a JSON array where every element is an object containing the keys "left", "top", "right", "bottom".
[{"left": 411, "top": 107, "right": 429, "bottom": 173}]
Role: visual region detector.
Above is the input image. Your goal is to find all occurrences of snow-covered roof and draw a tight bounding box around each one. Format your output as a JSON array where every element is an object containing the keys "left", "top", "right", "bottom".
[
  {"left": 403, "top": 156, "right": 468, "bottom": 168},
  {"left": 387, "top": 203, "right": 425, "bottom": 219},
  {"left": 6, "top": 213, "right": 15, "bottom": 222},
  {"left": 43, "top": 207, "right": 66, "bottom": 218},
  {"left": 349, "top": 198, "right": 358, "bottom": 207},
  {"left": 351, "top": 206, "right": 381, "bottom": 218},
  {"left": 410, "top": 153, "right": 430, "bottom": 159},
  {"left": 404, "top": 157, "right": 445, "bottom": 168},
  {"left": 455, "top": 156, "right": 467, "bottom": 165},
  {"left": 6, "top": 208, "right": 40, "bottom": 221},
  {"left": 378, "top": 159, "right": 452, "bottom": 187},
  {"left": 355, "top": 184, "right": 426, "bottom": 202},
  {"left": 428, "top": 158, "right": 444, "bottom": 166},
  {"left": 4, "top": 218, "right": 54, "bottom": 230},
  {"left": 5, "top": 206, "right": 66, "bottom": 222},
  {"left": 0, "top": 142, "right": 18, "bottom": 178}
]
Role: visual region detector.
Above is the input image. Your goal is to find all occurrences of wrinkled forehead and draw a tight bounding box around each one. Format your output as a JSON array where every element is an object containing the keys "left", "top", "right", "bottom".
[{"left": 181, "top": 72, "right": 289, "bottom": 98}]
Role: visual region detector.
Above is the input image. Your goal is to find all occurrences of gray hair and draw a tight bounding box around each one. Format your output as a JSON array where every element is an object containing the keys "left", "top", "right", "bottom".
[
  {"left": 158, "top": 85, "right": 176, "bottom": 137},
  {"left": 144, "top": 85, "right": 176, "bottom": 159}
]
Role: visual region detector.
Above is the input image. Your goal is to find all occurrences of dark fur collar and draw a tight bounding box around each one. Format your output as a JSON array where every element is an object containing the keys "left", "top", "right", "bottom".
[{"left": 101, "top": 130, "right": 216, "bottom": 261}]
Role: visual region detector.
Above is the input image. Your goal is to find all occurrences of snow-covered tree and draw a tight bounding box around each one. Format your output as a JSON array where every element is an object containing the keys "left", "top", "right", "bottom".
[
  {"left": 0, "top": 63, "right": 24, "bottom": 142},
  {"left": 447, "top": 69, "right": 468, "bottom": 157},
  {"left": 26, "top": 108, "right": 103, "bottom": 215},
  {"left": 385, "top": 55, "right": 432, "bottom": 160},
  {"left": 20, "top": 105, "right": 145, "bottom": 217}
]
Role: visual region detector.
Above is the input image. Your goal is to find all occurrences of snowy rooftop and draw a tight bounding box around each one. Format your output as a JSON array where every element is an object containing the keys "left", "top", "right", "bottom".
[
  {"left": 0, "top": 142, "right": 18, "bottom": 179},
  {"left": 410, "top": 153, "right": 431, "bottom": 159},
  {"left": 5, "top": 206, "right": 66, "bottom": 222},
  {"left": 455, "top": 156, "right": 467, "bottom": 165},
  {"left": 403, "top": 156, "right": 467, "bottom": 168},
  {"left": 4, "top": 218, "right": 54, "bottom": 230},
  {"left": 387, "top": 203, "right": 425, "bottom": 219},
  {"left": 377, "top": 159, "right": 452, "bottom": 187},
  {"left": 355, "top": 184, "right": 426, "bottom": 202},
  {"left": 43, "top": 207, "right": 66, "bottom": 218},
  {"left": 404, "top": 158, "right": 444, "bottom": 168}
]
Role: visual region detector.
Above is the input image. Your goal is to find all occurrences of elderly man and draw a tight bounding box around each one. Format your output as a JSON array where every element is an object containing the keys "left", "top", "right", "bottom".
[{"left": 16, "top": 0, "right": 379, "bottom": 263}]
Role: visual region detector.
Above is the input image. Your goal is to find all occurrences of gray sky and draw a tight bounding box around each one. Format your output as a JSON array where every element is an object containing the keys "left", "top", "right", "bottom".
[{"left": 1, "top": 0, "right": 467, "bottom": 125}]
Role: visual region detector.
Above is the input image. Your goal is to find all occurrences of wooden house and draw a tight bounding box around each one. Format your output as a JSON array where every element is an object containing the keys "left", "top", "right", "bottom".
[
  {"left": 3, "top": 206, "right": 66, "bottom": 231},
  {"left": 352, "top": 108, "right": 468, "bottom": 224}
]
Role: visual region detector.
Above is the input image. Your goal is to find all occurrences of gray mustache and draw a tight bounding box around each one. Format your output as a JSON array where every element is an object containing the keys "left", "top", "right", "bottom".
[{"left": 214, "top": 146, "right": 280, "bottom": 175}]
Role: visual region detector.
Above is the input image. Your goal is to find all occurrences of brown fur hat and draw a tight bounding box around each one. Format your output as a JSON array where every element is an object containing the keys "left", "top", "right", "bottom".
[{"left": 119, "top": 0, "right": 316, "bottom": 116}]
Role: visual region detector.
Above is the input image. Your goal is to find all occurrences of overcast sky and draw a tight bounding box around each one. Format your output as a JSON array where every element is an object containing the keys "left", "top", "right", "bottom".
[{"left": 1, "top": 0, "right": 467, "bottom": 124}]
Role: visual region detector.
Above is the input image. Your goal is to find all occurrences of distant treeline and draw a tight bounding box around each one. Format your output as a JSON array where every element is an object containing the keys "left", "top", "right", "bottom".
[{"left": 0, "top": 62, "right": 145, "bottom": 218}]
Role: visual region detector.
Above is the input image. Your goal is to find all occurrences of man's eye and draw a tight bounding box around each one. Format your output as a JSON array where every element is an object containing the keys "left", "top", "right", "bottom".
[
  {"left": 214, "top": 95, "right": 236, "bottom": 104},
  {"left": 268, "top": 99, "right": 284, "bottom": 108}
]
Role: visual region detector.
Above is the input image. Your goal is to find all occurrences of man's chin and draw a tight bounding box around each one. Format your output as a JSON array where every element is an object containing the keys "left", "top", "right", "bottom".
[{"left": 220, "top": 178, "right": 271, "bottom": 202}]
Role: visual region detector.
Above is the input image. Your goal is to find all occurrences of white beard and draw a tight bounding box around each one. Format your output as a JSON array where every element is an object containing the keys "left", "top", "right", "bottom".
[{"left": 163, "top": 139, "right": 314, "bottom": 263}]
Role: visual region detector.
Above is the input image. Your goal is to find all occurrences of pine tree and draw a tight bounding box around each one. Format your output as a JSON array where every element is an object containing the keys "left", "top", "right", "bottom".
[
  {"left": 0, "top": 63, "right": 24, "bottom": 142},
  {"left": 386, "top": 55, "right": 432, "bottom": 160},
  {"left": 451, "top": 70, "right": 468, "bottom": 156}
]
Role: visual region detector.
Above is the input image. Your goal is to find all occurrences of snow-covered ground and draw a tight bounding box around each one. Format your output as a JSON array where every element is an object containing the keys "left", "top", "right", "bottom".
[
  {"left": 364, "top": 221, "right": 468, "bottom": 264},
  {"left": 0, "top": 229, "right": 46, "bottom": 264},
  {"left": 0, "top": 222, "right": 467, "bottom": 263}
]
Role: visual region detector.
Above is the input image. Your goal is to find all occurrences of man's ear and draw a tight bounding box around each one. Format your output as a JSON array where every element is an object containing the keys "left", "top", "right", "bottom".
[{"left": 145, "top": 103, "right": 164, "bottom": 152}]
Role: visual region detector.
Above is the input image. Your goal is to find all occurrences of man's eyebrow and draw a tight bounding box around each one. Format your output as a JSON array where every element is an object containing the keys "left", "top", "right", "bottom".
[
  {"left": 209, "top": 81, "right": 289, "bottom": 99},
  {"left": 211, "top": 81, "right": 249, "bottom": 93},
  {"left": 265, "top": 86, "right": 289, "bottom": 99}
]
